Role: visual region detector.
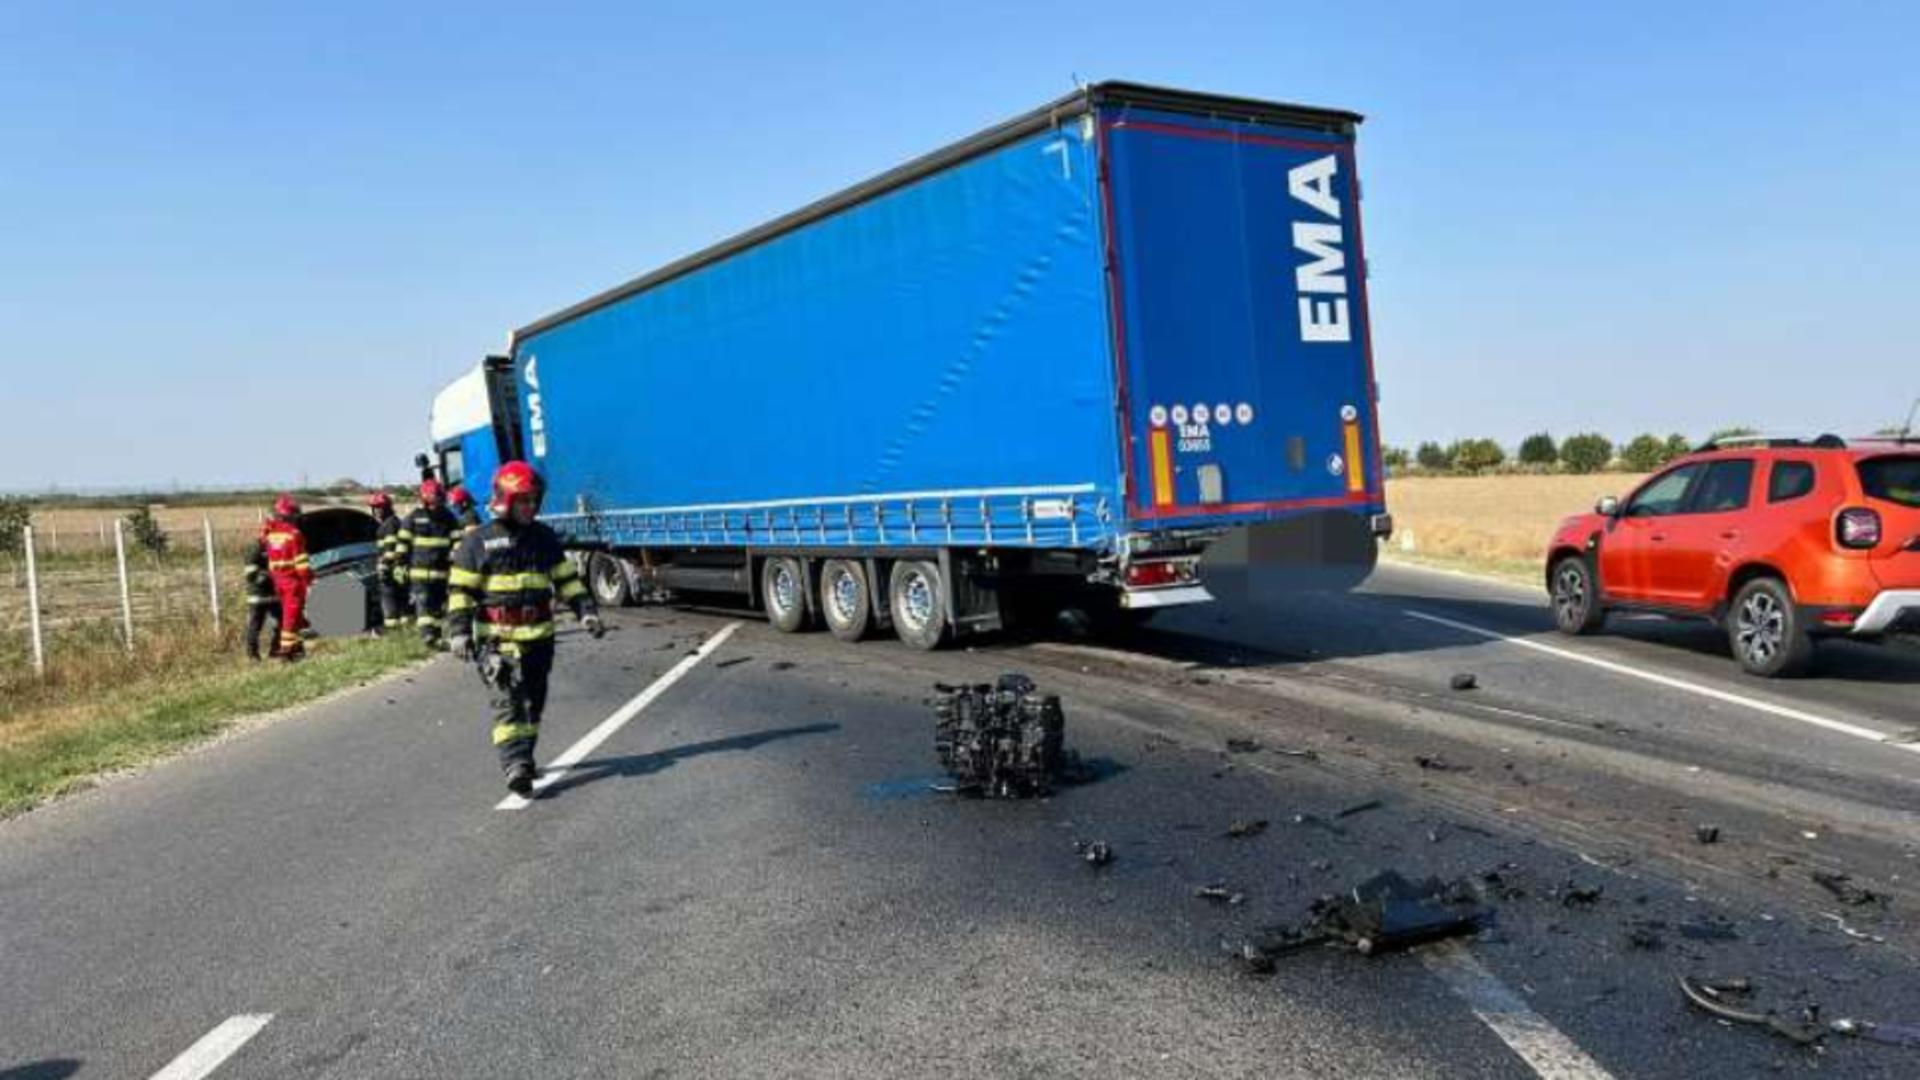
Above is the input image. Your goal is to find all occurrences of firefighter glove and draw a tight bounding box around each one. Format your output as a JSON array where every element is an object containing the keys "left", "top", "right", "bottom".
[{"left": 582, "top": 613, "right": 606, "bottom": 639}]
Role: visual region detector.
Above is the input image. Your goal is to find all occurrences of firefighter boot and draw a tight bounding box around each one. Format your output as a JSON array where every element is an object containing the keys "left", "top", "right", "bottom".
[{"left": 504, "top": 761, "right": 536, "bottom": 797}]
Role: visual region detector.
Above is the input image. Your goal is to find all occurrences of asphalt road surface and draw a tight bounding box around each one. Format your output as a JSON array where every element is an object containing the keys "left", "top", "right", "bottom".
[{"left": 3, "top": 560, "right": 1918, "bottom": 1078}]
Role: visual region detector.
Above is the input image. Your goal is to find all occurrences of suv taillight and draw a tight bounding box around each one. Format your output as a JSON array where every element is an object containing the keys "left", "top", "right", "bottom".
[{"left": 1836, "top": 508, "right": 1882, "bottom": 549}]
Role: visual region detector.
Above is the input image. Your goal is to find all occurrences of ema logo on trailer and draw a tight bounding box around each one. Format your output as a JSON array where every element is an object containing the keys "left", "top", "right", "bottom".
[
  {"left": 525, "top": 357, "right": 547, "bottom": 458},
  {"left": 1289, "top": 155, "right": 1350, "bottom": 343}
]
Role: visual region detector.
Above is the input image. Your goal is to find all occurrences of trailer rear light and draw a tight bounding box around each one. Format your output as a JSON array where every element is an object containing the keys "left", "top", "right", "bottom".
[
  {"left": 1836, "top": 508, "right": 1882, "bottom": 549},
  {"left": 1126, "top": 559, "right": 1197, "bottom": 588}
]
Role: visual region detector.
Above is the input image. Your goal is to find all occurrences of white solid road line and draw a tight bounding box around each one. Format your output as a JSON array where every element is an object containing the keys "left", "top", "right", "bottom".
[
  {"left": 1418, "top": 941, "right": 1614, "bottom": 1080},
  {"left": 496, "top": 622, "right": 742, "bottom": 810},
  {"left": 148, "top": 1014, "right": 273, "bottom": 1080},
  {"left": 1404, "top": 609, "right": 1920, "bottom": 754}
]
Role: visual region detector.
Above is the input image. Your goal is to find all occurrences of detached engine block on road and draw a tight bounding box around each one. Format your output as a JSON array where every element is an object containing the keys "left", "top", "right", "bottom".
[{"left": 933, "top": 674, "right": 1066, "bottom": 798}]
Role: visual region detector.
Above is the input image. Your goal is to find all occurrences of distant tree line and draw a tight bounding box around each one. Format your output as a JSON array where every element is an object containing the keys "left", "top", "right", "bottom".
[{"left": 1383, "top": 427, "right": 1762, "bottom": 478}]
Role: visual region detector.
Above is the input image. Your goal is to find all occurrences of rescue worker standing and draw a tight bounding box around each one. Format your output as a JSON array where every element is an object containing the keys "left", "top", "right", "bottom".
[
  {"left": 449, "top": 484, "right": 482, "bottom": 541},
  {"left": 369, "top": 491, "right": 412, "bottom": 634},
  {"left": 241, "top": 537, "right": 283, "bottom": 661},
  {"left": 447, "top": 462, "right": 604, "bottom": 796},
  {"left": 260, "top": 495, "right": 312, "bottom": 661},
  {"left": 402, "top": 479, "right": 460, "bottom": 648}
]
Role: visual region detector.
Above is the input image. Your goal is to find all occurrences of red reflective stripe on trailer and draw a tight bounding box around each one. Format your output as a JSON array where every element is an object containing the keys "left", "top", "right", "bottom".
[{"left": 1133, "top": 491, "right": 1373, "bottom": 520}]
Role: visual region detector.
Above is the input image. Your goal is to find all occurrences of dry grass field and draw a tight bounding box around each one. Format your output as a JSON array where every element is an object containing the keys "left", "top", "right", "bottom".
[{"left": 1383, "top": 473, "right": 1650, "bottom": 579}]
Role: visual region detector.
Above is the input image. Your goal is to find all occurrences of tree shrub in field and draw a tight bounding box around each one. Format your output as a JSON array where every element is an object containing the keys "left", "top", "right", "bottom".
[
  {"left": 126, "top": 506, "right": 170, "bottom": 556},
  {"left": 1518, "top": 432, "right": 1559, "bottom": 467},
  {"left": 0, "top": 498, "right": 29, "bottom": 557},
  {"left": 1665, "top": 433, "right": 1693, "bottom": 460},
  {"left": 1451, "top": 438, "right": 1507, "bottom": 474},
  {"left": 1416, "top": 441, "right": 1453, "bottom": 472},
  {"left": 1621, "top": 434, "right": 1671, "bottom": 473},
  {"left": 1382, "top": 446, "right": 1411, "bottom": 473},
  {"left": 1561, "top": 433, "right": 1614, "bottom": 474}
]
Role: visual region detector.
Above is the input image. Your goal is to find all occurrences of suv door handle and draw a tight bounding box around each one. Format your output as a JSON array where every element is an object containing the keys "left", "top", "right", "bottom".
[
  {"left": 1719, "top": 530, "right": 1740, "bottom": 541},
  {"left": 1650, "top": 533, "right": 1668, "bottom": 542}
]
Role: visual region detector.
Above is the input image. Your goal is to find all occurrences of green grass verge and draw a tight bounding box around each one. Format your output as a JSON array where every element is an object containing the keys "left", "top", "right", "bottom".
[{"left": 0, "top": 634, "right": 429, "bottom": 815}]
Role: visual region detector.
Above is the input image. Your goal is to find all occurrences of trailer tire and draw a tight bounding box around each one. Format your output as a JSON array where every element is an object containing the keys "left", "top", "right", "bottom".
[
  {"left": 889, "top": 560, "right": 949, "bottom": 651},
  {"left": 820, "top": 559, "right": 871, "bottom": 642},
  {"left": 761, "top": 556, "right": 809, "bottom": 634},
  {"left": 588, "top": 553, "right": 631, "bottom": 608}
]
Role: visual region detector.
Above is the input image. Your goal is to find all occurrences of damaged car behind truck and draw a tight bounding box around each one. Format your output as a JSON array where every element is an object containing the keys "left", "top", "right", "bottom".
[{"left": 427, "top": 82, "right": 1390, "bottom": 649}]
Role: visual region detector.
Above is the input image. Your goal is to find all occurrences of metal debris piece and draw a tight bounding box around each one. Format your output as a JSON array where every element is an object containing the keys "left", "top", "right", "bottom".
[
  {"left": 1678, "top": 975, "right": 1823, "bottom": 1047},
  {"left": 770, "top": 660, "right": 796, "bottom": 671},
  {"left": 1625, "top": 921, "right": 1665, "bottom": 950},
  {"left": 1696, "top": 825, "right": 1721, "bottom": 844},
  {"left": 1075, "top": 840, "right": 1113, "bottom": 868},
  {"left": 1450, "top": 673, "right": 1478, "bottom": 691},
  {"left": 715, "top": 656, "right": 751, "bottom": 669},
  {"left": 1415, "top": 754, "right": 1471, "bottom": 773},
  {"left": 1195, "top": 884, "right": 1246, "bottom": 905},
  {"left": 1224, "top": 819, "right": 1269, "bottom": 839},
  {"left": 1335, "top": 798, "right": 1384, "bottom": 820},
  {"left": 1811, "top": 871, "right": 1886, "bottom": 908},
  {"left": 1225, "top": 738, "right": 1262, "bottom": 754},
  {"left": 1273, "top": 746, "right": 1319, "bottom": 760},
  {"left": 1820, "top": 912, "right": 1888, "bottom": 944},
  {"left": 931, "top": 674, "right": 1067, "bottom": 798}
]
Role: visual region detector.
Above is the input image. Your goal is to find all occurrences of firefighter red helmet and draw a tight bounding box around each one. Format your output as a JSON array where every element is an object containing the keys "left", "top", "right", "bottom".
[
  {"left": 448, "top": 484, "right": 474, "bottom": 508},
  {"left": 491, "top": 461, "right": 545, "bottom": 515},
  {"left": 273, "top": 494, "right": 301, "bottom": 521},
  {"left": 367, "top": 491, "right": 393, "bottom": 512},
  {"left": 419, "top": 478, "right": 445, "bottom": 504}
]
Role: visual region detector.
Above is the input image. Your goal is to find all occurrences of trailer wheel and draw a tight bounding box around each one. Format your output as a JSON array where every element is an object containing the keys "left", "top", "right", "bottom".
[
  {"left": 889, "top": 560, "right": 949, "bottom": 651},
  {"left": 588, "top": 553, "right": 631, "bottom": 607},
  {"left": 819, "top": 559, "right": 871, "bottom": 642},
  {"left": 761, "top": 556, "right": 809, "bottom": 633}
]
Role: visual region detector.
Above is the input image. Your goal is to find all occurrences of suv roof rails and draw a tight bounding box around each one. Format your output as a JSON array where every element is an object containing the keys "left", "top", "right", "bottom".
[
  {"left": 1694, "top": 433, "right": 1848, "bottom": 452},
  {"left": 1853, "top": 434, "right": 1920, "bottom": 446}
]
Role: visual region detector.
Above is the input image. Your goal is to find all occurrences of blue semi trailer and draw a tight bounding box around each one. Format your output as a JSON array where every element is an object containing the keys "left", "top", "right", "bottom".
[{"left": 427, "top": 82, "right": 1390, "bottom": 649}]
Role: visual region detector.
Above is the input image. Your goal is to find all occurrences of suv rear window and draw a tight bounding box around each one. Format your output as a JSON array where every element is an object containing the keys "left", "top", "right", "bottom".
[
  {"left": 1690, "top": 460, "right": 1754, "bottom": 512},
  {"left": 1858, "top": 455, "right": 1920, "bottom": 508}
]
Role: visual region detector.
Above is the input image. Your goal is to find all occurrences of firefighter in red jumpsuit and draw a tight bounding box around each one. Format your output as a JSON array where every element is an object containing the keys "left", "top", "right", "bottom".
[{"left": 260, "top": 494, "right": 313, "bottom": 661}]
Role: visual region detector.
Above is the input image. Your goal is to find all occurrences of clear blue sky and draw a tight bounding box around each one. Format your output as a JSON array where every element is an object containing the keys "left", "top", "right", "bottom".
[{"left": 3, "top": 1, "right": 1916, "bottom": 490}]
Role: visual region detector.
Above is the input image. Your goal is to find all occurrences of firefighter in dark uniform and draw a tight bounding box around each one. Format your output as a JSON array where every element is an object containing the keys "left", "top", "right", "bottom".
[
  {"left": 369, "top": 491, "right": 412, "bottom": 634},
  {"left": 402, "top": 479, "right": 460, "bottom": 648},
  {"left": 241, "top": 538, "right": 283, "bottom": 661},
  {"left": 449, "top": 484, "right": 482, "bottom": 541},
  {"left": 447, "top": 461, "right": 603, "bottom": 796}
]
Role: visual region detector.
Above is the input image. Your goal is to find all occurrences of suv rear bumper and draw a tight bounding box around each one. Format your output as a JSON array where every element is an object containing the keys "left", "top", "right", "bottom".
[{"left": 1853, "top": 590, "right": 1920, "bottom": 635}]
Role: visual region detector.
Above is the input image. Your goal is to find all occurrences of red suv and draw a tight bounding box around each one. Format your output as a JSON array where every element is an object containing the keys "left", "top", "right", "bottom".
[{"left": 1545, "top": 437, "right": 1920, "bottom": 676}]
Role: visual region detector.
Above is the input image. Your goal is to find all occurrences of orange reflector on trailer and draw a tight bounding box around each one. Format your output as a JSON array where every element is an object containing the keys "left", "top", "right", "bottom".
[
  {"left": 1150, "top": 428, "right": 1175, "bottom": 507},
  {"left": 1342, "top": 419, "right": 1365, "bottom": 494}
]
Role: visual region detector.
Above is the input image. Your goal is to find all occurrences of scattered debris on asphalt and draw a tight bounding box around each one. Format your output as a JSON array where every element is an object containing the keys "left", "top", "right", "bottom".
[
  {"left": 1558, "top": 881, "right": 1604, "bottom": 907},
  {"left": 1695, "top": 825, "right": 1721, "bottom": 844},
  {"left": 1831, "top": 1017, "right": 1920, "bottom": 1049},
  {"left": 1820, "top": 912, "right": 1888, "bottom": 944},
  {"left": 1415, "top": 754, "right": 1471, "bottom": 773},
  {"left": 1678, "top": 915, "right": 1740, "bottom": 942},
  {"left": 1273, "top": 746, "right": 1319, "bottom": 760},
  {"left": 1450, "top": 673, "right": 1478, "bottom": 691},
  {"left": 715, "top": 656, "right": 752, "bottom": 669},
  {"left": 1625, "top": 919, "right": 1666, "bottom": 950},
  {"left": 1235, "top": 871, "right": 1490, "bottom": 968},
  {"left": 1477, "top": 865, "right": 1529, "bottom": 901},
  {"left": 1195, "top": 884, "right": 1246, "bottom": 905},
  {"left": 1075, "top": 840, "right": 1113, "bottom": 868},
  {"left": 931, "top": 674, "right": 1068, "bottom": 798},
  {"left": 1811, "top": 870, "right": 1887, "bottom": 908},
  {"left": 1224, "top": 819, "right": 1269, "bottom": 839},
  {"left": 1335, "top": 798, "right": 1384, "bottom": 820},
  {"left": 1225, "top": 738, "right": 1262, "bottom": 754},
  {"left": 1678, "top": 975, "right": 1823, "bottom": 1047},
  {"left": 769, "top": 660, "right": 796, "bottom": 671}
]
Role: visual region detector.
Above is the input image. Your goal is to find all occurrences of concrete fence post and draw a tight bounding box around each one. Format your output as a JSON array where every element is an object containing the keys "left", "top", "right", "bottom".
[
  {"left": 203, "top": 516, "right": 221, "bottom": 632},
  {"left": 24, "top": 525, "right": 45, "bottom": 677},
  {"left": 114, "top": 518, "right": 134, "bottom": 651}
]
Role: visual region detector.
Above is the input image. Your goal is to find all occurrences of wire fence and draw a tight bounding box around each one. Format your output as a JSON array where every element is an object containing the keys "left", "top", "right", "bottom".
[{"left": 0, "top": 519, "right": 262, "bottom": 682}]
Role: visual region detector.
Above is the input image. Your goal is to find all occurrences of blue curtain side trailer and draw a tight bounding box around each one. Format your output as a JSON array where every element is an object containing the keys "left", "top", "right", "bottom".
[{"left": 451, "top": 82, "right": 1390, "bottom": 648}]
